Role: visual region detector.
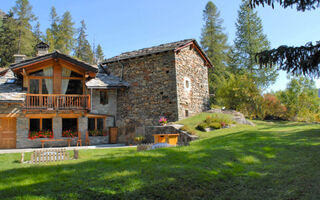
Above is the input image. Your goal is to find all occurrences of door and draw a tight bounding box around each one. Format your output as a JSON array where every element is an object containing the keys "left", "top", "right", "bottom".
[{"left": 0, "top": 118, "right": 16, "bottom": 149}]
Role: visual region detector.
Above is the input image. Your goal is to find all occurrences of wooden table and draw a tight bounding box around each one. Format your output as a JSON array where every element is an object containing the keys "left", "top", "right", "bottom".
[{"left": 40, "top": 139, "right": 72, "bottom": 148}]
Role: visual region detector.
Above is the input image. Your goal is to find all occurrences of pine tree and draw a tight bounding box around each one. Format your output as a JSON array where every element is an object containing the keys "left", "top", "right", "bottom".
[
  {"left": 200, "top": 1, "right": 230, "bottom": 101},
  {"left": 33, "top": 22, "right": 42, "bottom": 43},
  {"left": 232, "top": 0, "right": 278, "bottom": 88},
  {"left": 45, "top": 7, "right": 59, "bottom": 52},
  {"left": 75, "top": 20, "right": 94, "bottom": 64},
  {"left": 0, "top": 11, "right": 19, "bottom": 67},
  {"left": 56, "top": 11, "right": 75, "bottom": 54},
  {"left": 250, "top": 0, "right": 320, "bottom": 77},
  {"left": 12, "top": 0, "right": 37, "bottom": 56},
  {"left": 95, "top": 44, "right": 104, "bottom": 63}
]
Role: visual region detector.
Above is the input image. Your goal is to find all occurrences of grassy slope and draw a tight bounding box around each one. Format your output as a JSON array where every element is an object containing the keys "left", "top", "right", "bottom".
[{"left": 1, "top": 115, "right": 320, "bottom": 199}]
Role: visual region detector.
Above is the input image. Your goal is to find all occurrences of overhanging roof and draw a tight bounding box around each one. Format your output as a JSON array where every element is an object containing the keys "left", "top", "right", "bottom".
[{"left": 10, "top": 51, "right": 98, "bottom": 73}]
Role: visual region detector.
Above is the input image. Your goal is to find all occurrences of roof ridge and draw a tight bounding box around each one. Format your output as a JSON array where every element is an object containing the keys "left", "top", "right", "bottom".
[{"left": 103, "top": 38, "right": 195, "bottom": 63}]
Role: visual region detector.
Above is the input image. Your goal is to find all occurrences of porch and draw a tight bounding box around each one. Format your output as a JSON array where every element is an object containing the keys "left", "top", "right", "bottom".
[{"left": 24, "top": 94, "right": 90, "bottom": 110}]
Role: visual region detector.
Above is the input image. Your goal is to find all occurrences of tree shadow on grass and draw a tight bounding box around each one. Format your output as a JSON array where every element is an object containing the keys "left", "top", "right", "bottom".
[{"left": 1, "top": 126, "right": 320, "bottom": 199}]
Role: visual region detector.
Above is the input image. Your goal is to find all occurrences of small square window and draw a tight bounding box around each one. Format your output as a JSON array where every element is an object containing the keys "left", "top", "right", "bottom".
[{"left": 100, "top": 90, "right": 108, "bottom": 105}]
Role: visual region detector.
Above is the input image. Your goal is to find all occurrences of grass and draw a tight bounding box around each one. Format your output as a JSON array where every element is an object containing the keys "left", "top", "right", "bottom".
[{"left": 1, "top": 114, "right": 320, "bottom": 199}]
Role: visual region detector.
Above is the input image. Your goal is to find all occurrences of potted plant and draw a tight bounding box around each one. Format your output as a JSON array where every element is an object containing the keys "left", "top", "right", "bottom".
[
  {"left": 28, "top": 130, "right": 54, "bottom": 140},
  {"left": 159, "top": 117, "right": 168, "bottom": 126},
  {"left": 62, "top": 130, "right": 77, "bottom": 137}
]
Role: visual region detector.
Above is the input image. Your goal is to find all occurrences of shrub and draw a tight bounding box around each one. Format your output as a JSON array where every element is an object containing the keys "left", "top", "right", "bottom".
[
  {"left": 209, "top": 122, "right": 222, "bottom": 129},
  {"left": 196, "top": 122, "right": 208, "bottom": 131},
  {"left": 180, "top": 125, "right": 196, "bottom": 135}
]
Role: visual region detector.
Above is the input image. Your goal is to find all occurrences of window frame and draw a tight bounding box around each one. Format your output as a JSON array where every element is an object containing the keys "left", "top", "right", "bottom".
[
  {"left": 88, "top": 117, "right": 106, "bottom": 131},
  {"left": 100, "top": 90, "right": 109, "bottom": 105},
  {"left": 29, "top": 118, "right": 53, "bottom": 132}
]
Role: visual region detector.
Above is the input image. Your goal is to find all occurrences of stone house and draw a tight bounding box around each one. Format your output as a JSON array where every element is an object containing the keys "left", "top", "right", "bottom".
[
  {"left": 0, "top": 39, "right": 211, "bottom": 148},
  {"left": 101, "top": 39, "right": 212, "bottom": 142}
]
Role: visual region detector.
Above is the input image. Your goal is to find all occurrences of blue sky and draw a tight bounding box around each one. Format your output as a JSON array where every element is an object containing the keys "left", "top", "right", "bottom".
[{"left": 1, "top": 0, "right": 320, "bottom": 91}]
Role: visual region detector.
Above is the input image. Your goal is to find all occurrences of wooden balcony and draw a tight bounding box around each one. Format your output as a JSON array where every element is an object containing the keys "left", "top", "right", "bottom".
[{"left": 24, "top": 94, "right": 90, "bottom": 110}]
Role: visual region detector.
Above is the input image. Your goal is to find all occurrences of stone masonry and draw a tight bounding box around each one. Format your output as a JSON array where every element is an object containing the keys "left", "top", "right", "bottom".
[{"left": 105, "top": 43, "right": 210, "bottom": 143}]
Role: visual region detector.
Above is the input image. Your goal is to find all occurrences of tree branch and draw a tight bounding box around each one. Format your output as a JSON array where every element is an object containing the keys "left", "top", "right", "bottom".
[
  {"left": 256, "top": 42, "right": 320, "bottom": 77},
  {"left": 249, "top": 0, "right": 320, "bottom": 11}
]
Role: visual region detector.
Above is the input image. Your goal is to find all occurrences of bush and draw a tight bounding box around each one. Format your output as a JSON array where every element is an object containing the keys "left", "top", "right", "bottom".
[
  {"left": 205, "top": 114, "right": 234, "bottom": 125},
  {"left": 196, "top": 122, "right": 208, "bottom": 131},
  {"left": 209, "top": 122, "right": 221, "bottom": 129},
  {"left": 180, "top": 125, "right": 196, "bottom": 135}
]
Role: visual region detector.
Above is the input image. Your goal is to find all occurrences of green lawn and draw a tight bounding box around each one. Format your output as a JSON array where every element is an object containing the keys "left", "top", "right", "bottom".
[{"left": 1, "top": 116, "right": 320, "bottom": 199}]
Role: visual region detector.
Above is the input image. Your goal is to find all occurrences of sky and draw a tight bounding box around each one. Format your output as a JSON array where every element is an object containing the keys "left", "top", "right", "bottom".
[{"left": 1, "top": 0, "right": 320, "bottom": 92}]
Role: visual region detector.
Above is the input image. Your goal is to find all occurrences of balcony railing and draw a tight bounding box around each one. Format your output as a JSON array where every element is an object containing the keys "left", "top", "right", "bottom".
[{"left": 24, "top": 94, "right": 90, "bottom": 110}]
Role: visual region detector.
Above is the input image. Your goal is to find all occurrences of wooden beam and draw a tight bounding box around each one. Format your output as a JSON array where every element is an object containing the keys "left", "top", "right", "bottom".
[
  {"left": 25, "top": 113, "right": 57, "bottom": 118},
  {"left": 58, "top": 59, "right": 86, "bottom": 75},
  {"left": 58, "top": 113, "right": 82, "bottom": 118}
]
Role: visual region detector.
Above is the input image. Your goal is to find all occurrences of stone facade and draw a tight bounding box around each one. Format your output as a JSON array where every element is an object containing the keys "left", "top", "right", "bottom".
[
  {"left": 175, "top": 47, "right": 210, "bottom": 119},
  {"left": 106, "top": 51, "right": 180, "bottom": 142},
  {"left": 106, "top": 47, "right": 209, "bottom": 143}
]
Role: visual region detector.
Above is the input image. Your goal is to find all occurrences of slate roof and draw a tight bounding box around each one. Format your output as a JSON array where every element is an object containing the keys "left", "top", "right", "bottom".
[
  {"left": 102, "top": 39, "right": 212, "bottom": 66},
  {"left": 10, "top": 51, "right": 98, "bottom": 73},
  {"left": 0, "top": 70, "right": 25, "bottom": 102},
  {"left": 86, "top": 72, "right": 130, "bottom": 89}
]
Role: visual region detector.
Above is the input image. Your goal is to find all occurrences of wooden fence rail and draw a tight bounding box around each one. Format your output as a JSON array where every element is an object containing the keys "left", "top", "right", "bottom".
[
  {"left": 20, "top": 149, "right": 73, "bottom": 164},
  {"left": 24, "top": 94, "right": 90, "bottom": 110}
]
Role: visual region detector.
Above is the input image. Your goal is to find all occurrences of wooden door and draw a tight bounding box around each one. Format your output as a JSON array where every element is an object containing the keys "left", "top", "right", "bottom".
[{"left": 0, "top": 118, "right": 16, "bottom": 149}]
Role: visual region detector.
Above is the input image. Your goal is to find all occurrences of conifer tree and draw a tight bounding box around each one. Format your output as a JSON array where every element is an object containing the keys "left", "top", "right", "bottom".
[
  {"left": 95, "top": 44, "right": 104, "bottom": 63},
  {"left": 232, "top": 0, "right": 278, "bottom": 88},
  {"left": 56, "top": 11, "right": 75, "bottom": 54},
  {"left": 200, "top": 1, "right": 229, "bottom": 100},
  {"left": 33, "top": 22, "right": 42, "bottom": 43},
  {"left": 45, "top": 7, "right": 60, "bottom": 52},
  {"left": 0, "top": 11, "right": 19, "bottom": 67},
  {"left": 75, "top": 20, "right": 94, "bottom": 64},
  {"left": 12, "top": 0, "right": 37, "bottom": 56}
]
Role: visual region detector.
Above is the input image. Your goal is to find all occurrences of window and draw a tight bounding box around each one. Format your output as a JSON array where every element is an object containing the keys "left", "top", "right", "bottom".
[
  {"left": 185, "top": 110, "right": 189, "bottom": 117},
  {"left": 88, "top": 117, "right": 105, "bottom": 136},
  {"left": 185, "top": 80, "right": 190, "bottom": 89},
  {"left": 100, "top": 90, "right": 108, "bottom": 105},
  {"left": 29, "top": 79, "right": 39, "bottom": 94},
  {"left": 65, "top": 80, "right": 83, "bottom": 94},
  {"left": 62, "top": 118, "right": 78, "bottom": 132},
  {"left": 184, "top": 77, "right": 191, "bottom": 91},
  {"left": 28, "top": 67, "right": 53, "bottom": 94},
  {"left": 29, "top": 118, "right": 52, "bottom": 132}
]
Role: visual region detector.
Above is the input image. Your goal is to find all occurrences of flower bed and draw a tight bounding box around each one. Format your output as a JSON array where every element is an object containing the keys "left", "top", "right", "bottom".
[
  {"left": 62, "top": 130, "right": 78, "bottom": 137},
  {"left": 28, "top": 130, "right": 54, "bottom": 140},
  {"left": 88, "top": 130, "right": 107, "bottom": 136}
]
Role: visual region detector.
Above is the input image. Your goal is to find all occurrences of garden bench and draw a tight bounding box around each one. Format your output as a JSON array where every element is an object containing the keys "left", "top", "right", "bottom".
[{"left": 40, "top": 139, "right": 72, "bottom": 148}]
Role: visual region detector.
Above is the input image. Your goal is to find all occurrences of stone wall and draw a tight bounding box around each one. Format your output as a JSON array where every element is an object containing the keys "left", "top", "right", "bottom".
[
  {"left": 16, "top": 116, "right": 84, "bottom": 148},
  {"left": 175, "top": 47, "right": 210, "bottom": 120},
  {"left": 106, "top": 51, "right": 179, "bottom": 142},
  {"left": 90, "top": 89, "right": 117, "bottom": 116},
  {"left": 0, "top": 102, "right": 22, "bottom": 115}
]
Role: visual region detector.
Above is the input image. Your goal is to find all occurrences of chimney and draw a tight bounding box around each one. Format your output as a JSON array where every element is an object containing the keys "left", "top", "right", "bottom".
[
  {"left": 36, "top": 41, "right": 49, "bottom": 56},
  {"left": 13, "top": 54, "right": 26, "bottom": 63}
]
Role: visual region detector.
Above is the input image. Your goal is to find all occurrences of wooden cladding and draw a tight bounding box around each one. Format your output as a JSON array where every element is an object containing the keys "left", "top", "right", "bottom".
[{"left": 24, "top": 94, "right": 90, "bottom": 110}]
